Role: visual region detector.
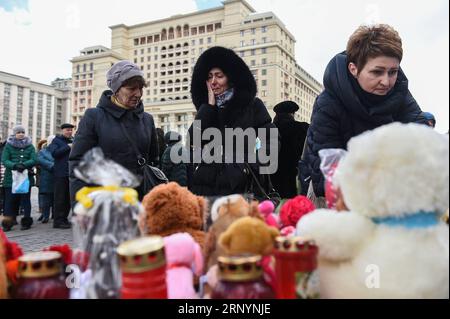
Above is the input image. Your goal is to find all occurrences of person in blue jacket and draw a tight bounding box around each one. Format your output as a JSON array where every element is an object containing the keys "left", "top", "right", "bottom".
[
  {"left": 47, "top": 124, "right": 74, "bottom": 229},
  {"left": 37, "top": 136, "right": 55, "bottom": 224}
]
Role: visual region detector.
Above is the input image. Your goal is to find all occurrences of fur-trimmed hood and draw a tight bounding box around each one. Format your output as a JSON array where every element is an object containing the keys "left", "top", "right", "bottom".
[
  {"left": 7, "top": 135, "right": 32, "bottom": 149},
  {"left": 190, "top": 46, "right": 257, "bottom": 111}
]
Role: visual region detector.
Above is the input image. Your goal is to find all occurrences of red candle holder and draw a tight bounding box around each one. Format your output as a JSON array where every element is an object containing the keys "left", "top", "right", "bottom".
[
  {"left": 117, "top": 236, "right": 168, "bottom": 299},
  {"left": 274, "top": 237, "right": 320, "bottom": 299}
]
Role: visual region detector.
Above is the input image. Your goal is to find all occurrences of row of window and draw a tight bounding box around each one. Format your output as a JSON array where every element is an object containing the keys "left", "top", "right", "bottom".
[
  {"left": 74, "top": 73, "right": 93, "bottom": 80},
  {"left": 75, "top": 63, "right": 94, "bottom": 74},
  {"left": 133, "top": 23, "right": 222, "bottom": 46},
  {"left": 239, "top": 37, "right": 270, "bottom": 47},
  {"left": 240, "top": 26, "right": 268, "bottom": 36},
  {"left": 244, "top": 58, "right": 268, "bottom": 66}
]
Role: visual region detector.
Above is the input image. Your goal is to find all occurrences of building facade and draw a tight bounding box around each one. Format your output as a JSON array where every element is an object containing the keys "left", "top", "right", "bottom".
[
  {"left": 0, "top": 71, "right": 71, "bottom": 145},
  {"left": 71, "top": 0, "right": 323, "bottom": 133}
]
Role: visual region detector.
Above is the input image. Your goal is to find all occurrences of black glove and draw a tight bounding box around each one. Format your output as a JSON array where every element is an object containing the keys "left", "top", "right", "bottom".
[{"left": 14, "top": 164, "right": 26, "bottom": 173}]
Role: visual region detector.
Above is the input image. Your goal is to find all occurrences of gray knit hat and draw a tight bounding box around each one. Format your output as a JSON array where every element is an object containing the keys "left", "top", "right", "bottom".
[
  {"left": 13, "top": 125, "right": 26, "bottom": 135},
  {"left": 106, "top": 60, "right": 144, "bottom": 93}
]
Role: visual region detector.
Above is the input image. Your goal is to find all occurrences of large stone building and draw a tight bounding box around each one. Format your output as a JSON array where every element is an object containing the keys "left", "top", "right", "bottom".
[
  {"left": 71, "top": 0, "right": 323, "bottom": 136},
  {"left": 0, "top": 71, "right": 71, "bottom": 145}
]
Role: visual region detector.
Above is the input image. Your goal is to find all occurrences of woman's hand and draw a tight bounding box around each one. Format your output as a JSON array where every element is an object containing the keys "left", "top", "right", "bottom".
[{"left": 207, "top": 81, "right": 215, "bottom": 106}]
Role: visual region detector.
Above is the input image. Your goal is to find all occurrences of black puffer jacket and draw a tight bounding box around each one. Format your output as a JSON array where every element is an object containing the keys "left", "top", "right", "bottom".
[
  {"left": 189, "top": 47, "right": 278, "bottom": 196},
  {"left": 304, "top": 52, "right": 427, "bottom": 197},
  {"left": 161, "top": 132, "right": 187, "bottom": 187},
  {"left": 69, "top": 90, "right": 159, "bottom": 201},
  {"left": 272, "top": 114, "right": 309, "bottom": 199}
]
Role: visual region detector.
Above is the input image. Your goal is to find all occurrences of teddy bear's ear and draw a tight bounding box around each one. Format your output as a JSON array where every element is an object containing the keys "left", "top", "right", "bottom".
[
  {"left": 261, "top": 227, "right": 280, "bottom": 255},
  {"left": 269, "top": 226, "right": 280, "bottom": 240},
  {"left": 218, "top": 231, "right": 232, "bottom": 254}
]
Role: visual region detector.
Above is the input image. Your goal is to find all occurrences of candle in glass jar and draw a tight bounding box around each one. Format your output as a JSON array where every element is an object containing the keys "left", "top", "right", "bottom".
[
  {"left": 274, "top": 236, "right": 320, "bottom": 299},
  {"left": 14, "top": 251, "right": 69, "bottom": 299},
  {"left": 211, "top": 254, "right": 275, "bottom": 299},
  {"left": 117, "top": 236, "right": 168, "bottom": 299}
]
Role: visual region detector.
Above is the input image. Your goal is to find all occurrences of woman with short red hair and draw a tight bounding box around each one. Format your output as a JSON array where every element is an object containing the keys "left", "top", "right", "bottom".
[{"left": 304, "top": 24, "right": 428, "bottom": 203}]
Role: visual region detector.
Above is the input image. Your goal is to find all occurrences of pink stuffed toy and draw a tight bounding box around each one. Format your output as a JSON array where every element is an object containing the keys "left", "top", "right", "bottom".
[
  {"left": 164, "top": 233, "right": 204, "bottom": 299},
  {"left": 258, "top": 200, "right": 280, "bottom": 228},
  {"left": 280, "top": 196, "right": 315, "bottom": 235}
]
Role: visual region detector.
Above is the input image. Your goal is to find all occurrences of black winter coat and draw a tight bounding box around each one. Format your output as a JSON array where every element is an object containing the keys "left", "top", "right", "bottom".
[
  {"left": 272, "top": 114, "right": 309, "bottom": 199},
  {"left": 69, "top": 90, "right": 159, "bottom": 201},
  {"left": 189, "top": 47, "right": 278, "bottom": 197},
  {"left": 304, "top": 52, "right": 428, "bottom": 197},
  {"left": 161, "top": 141, "right": 188, "bottom": 187},
  {"left": 48, "top": 135, "right": 72, "bottom": 178}
]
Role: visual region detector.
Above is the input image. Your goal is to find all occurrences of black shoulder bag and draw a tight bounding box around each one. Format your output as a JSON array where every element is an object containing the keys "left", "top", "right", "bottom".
[
  {"left": 120, "top": 122, "right": 168, "bottom": 195},
  {"left": 244, "top": 162, "right": 282, "bottom": 208}
]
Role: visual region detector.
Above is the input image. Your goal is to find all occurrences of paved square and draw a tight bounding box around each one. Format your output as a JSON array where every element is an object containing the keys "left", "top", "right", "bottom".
[{"left": 1, "top": 187, "right": 74, "bottom": 253}]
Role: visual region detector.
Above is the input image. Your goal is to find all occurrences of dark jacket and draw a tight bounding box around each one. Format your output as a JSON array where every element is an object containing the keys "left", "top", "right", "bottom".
[
  {"left": 189, "top": 47, "right": 278, "bottom": 196},
  {"left": 37, "top": 148, "right": 54, "bottom": 194},
  {"left": 304, "top": 52, "right": 428, "bottom": 197},
  {"left": 47, "top": 135, "right": 72, "bottom": 178},
  {"left": 1, "top": 136, "right": 37, "bottom": 188},
  {"left": 69, "top": 90, "right": 159, "bottom": 201},
  {"left": 272, "top": 114, "right": 309, "bottom": 199},
  {"left": 161, "top": 135, "right": 188, "bottom": 187}
]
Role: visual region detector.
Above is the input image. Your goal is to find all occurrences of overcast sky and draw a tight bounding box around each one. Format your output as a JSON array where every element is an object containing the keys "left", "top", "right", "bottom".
[{"left": 0, "top": 0, "right": 448, "bottom": 132}]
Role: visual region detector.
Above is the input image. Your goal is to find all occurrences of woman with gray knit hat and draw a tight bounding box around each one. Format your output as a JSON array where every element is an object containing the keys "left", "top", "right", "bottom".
[
  {"left": 69, "top": 61, "right": 159, "bottom": 201},
  {"left": 1, "top": 125, "right": 37, "bottom": 231}
]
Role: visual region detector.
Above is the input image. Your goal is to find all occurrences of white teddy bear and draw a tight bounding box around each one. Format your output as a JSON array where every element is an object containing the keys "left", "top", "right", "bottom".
[{"left": 297, "top": 123, "right": 449, "bottom": 299}]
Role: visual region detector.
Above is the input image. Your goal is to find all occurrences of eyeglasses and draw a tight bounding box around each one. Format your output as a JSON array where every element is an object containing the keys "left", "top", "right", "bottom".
[{"left": 16, "top": 131, "right": 25, "bottom": 134}]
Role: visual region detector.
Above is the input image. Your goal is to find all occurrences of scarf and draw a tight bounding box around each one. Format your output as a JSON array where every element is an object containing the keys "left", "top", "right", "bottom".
[
  {"left": 372, "top": 211, "right": 440, "bottom": 229},
  {"left": 111, "top": 95, "right": 133, "bottom": 110},
  {"left": 348, "top": 70, "right": 395, "bottom": 109},
  {"left": 216, "top": 88, "right": 235, "bottom": 109}
]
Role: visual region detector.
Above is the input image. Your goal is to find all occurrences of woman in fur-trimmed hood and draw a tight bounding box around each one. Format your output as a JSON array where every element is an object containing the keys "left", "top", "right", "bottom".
[
  {"left": 1, "top": 125, "right": 36, "bottom": 232},
  {"left": 188, "top": 46, "right": 278, "bottom": 197}
]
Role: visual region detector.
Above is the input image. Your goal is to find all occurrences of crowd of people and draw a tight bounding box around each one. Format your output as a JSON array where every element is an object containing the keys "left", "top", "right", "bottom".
[{"left": 0, "top": 23, "right": 443, "bottom": 234}]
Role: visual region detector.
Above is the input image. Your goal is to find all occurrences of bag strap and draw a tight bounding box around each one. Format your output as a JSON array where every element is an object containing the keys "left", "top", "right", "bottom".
[
  {"left": 119, "top": 122, "right": 147, "bottom": 166},
  {"left": 244, "top": 162, "right": 271, "bottom": 200}
]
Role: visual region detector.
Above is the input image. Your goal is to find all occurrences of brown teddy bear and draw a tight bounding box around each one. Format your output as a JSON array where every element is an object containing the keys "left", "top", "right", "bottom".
[
  {"left": 140, "top": 182, "right": 207, "bottom": 249},
  {"left": 202, "top": 217, "right": 279, "bottom": 297},
  {"left": 219, "top": 216, "right": 279, "bottom": 256},
  {"left": 203, "top": 195, "right": 262, "bottom": 272}
]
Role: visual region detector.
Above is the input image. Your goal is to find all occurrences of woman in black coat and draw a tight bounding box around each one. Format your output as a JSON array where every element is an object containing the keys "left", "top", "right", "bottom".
[
  {"left": 304, "top": 24, "right": 427, "bottom": 199},
  {"left": 189, "top": 46, "right": 278, "bottom": 197},
  {"left": 69, "top": 61, "right": 159, "bottom": 201},
  {"left": 271, "top": 101, "right": 309, "bottom": 199}
]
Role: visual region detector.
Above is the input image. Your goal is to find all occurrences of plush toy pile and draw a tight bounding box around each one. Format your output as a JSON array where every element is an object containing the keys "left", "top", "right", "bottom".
[
  {"left": 3, "top": 123, "right": 448, "bottom": 299},
  {"left": 297, "top": 123, "right": 449, "bottom": 298}
]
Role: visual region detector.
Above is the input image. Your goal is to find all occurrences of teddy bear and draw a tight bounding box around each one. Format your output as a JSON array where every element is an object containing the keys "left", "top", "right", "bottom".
[
  {"left": 0, "top": 229, "right": 7, "bottom": 299},
  {"left": 297, "top": 123, "right": 449, "bottom": 299},
  {"left": 203, "top": 195, "right": 262, "bottom": 272},
  {"left": 202, "top": 216, "right": 279, "bottom": 296},
  {"left": 164, "top": 233, "right": 204, "bottom": 299},
  {"left": 219, "top": 216, "right": 280, "bottom": 256},
  {"left": 140, "top": 182, "right": 207, "bottom": 249}
]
